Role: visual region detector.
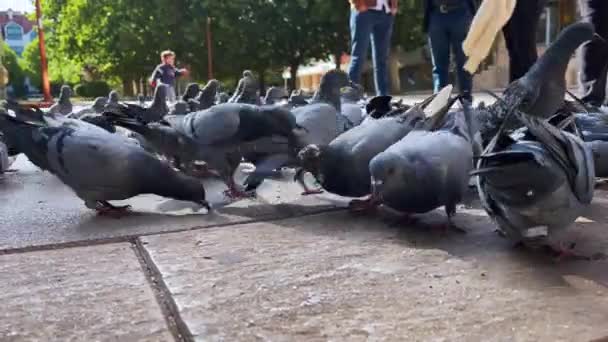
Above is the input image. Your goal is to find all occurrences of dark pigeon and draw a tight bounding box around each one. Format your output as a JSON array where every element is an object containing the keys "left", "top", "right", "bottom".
[
  {"left": 473, "top": 107, "right": 595, "bottom": 255},
  {"left": 229, "top": 70, "right": 260, "bottom": 105},
  {"left": 49, "top": 85, "right": 73, "bottom": 115},
  {"left": 195, "top": 79, "right": 220, "bottom": 110},
  {"left": 286, "top": 90, "right": 310, "bottom": 109},
  {"left": 170, "top": 101, "right": 189, "bottom": 116},
  {"left": 105, "top": 84, "right": 170, "bottom": 123},
  {"left": 0, "top": 106, "right": 210, "bottom": 215},
  {"left": 476, "top": 22, "right": 596, "bottom": 144}
]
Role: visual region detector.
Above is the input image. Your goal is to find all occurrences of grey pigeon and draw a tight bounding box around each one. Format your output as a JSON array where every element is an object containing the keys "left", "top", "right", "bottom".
[
  {"left": 105, "top": 84, "right": 170, "bottom": 123},
  {"left": 0, "top": 137, "right": 11, "bottom": 173},
  {"left": 229, "top": 70, "right": 260, "bottom": 105},
  {"left": 341, "top": 82, "right": 365, "bottom": 104},
  {"left": 68, "top": 97, "right": 107, "bottom": 119},
  {"left": 79, "top": 114, "right": 116, "bottom": 133},
  {"left": 297, "top": 92, "right": 446, "bottom": 197},
  {"left": 104, "top": 90, "right": 121, "bottom": 112},
  {"left": 264, "top": 86, "right": 288, "bottom": 105},
  {"left": 476, "top": 22, "right": 595, "bottom": 144},
  {"left": 0, "top": 107, "right": 210, "bottom": 215},
  {"left": 49, "top": 85, "right": 73, "bottom": 115},
  {"left": 217, "top": 92, "right": 230, "bottom": 104},
  {"left": 473, "top": 107, "right": 595, "bottom": 256},
  {"left": 107, "top": 103, "right": 306, "bottom": 199},
  {"left": 292, "top": 69, "right": 351, "bottom": 147},
  {"left": 361, "top": 87, "right": 474, "bottom": 229},
  {"left": 196, "top": 79, "right": 220, "bottom": 110},
  {"left": 137, "top": 94, "right": 146, "bottom": 106}
]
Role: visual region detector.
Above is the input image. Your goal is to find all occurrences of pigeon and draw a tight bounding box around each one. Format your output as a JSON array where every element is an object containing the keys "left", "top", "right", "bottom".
[
  {"left": 476, "top": 22, "right": 596, "bottom": 144},
  {"left": 49, "top": 85, "right": 73, "bottom": 115},
  {"left": 286, "top": 90, "right": 310, "bottom": 109},
  {"left": 292, "top": 69, "right": 351, "bottom": 147},
  {"left": 137, "top": 94, "right": 146, "bottom": 106},
  {"left": 297, "top": 91, "right": 447, "bottom": 197},
  {"left": 264, "top": 86, "right": 288, "bottom": 105},
  {"left": 182, "top": 83, "right": 201, "bottom": 102},
  {"left": 195, "top": 79, "right": 220, "bottom": 110},
  {"left": 105, "top": 90, "right": 122, "bottom": 112},
  {"left": 68, "top": 97, "right": 108, "bottom": 119},
  {"left": 0, "top": 137, "right": 11, "bottom": 173},
  {"left": 229, "top": 70, "right": 260, "bottom": 105},
  {"left": 108, "top": 103, "right": 306, "bottom": 199},
  {"left": 341, "top": 82, "right": 365, "bottom": 104},
  {"left": 241, "top": 70, "right": 351, "bottom": 191},
  {"left": 473, "top": 105, "right": 595, "bottom": 256},
  {"left": 105, "top": 84, "right": 170, "bottom": 123},
  {"left": 356, "top": 87, "right": 473, "bottom": 228},
  {"left": 217, "top": 92, "right": 230, "bottom": 104},
  {"left": 170, "top": 101, "right": 189, "bottom": 116},
  {"left": 0, "top": 106, "right": 210, "bottom": 215}
]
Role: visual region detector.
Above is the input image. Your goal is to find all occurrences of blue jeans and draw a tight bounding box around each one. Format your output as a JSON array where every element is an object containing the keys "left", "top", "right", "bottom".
[
  {"left": 348, "top": 10, "right": 395, "bottom": 96},
  {"left": 428, "top": 8, "right": 473, "bottom": 100}
]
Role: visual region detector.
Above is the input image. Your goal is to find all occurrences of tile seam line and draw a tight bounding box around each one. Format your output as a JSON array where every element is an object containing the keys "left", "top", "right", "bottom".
[
  {"left": 131, "top": 237, "right": 193, "bottom": 342},
  {"left": 0, "top": 207, "right": 344, "bottom": 255}
]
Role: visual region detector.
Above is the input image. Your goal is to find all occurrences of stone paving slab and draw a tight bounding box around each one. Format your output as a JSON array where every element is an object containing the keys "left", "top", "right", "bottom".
[
  {"left": 0, "top": 158, "right": 337, "bottom": 251},
  {"left": 142, "top": 209, "right": 608, "bottom": 341},
  {"left": 0, "top": 243, "right": 173, "bottom": 341}
]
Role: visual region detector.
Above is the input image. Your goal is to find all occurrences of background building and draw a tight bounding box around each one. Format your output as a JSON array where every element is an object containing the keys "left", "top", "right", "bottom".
[{"left": 0, "top": 8, "right": 36, "bottom": 56}]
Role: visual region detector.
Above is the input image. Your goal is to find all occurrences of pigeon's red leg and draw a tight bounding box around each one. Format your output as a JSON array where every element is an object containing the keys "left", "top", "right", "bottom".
[
  {"left": 95, "top": 201, "right": 132, "bottom": 218},
  {"left": 552, "top": 242, "right": 589, "bottom": 262},
  {"left": 223, "top": 179, "right": 256, "bottom": 200}
]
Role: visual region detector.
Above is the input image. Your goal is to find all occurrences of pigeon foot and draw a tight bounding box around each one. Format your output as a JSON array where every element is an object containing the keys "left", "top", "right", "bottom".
[
  {"left": 550, "top": 242, "right": 590, "bottom": 262},
  {"left": 95, "top": 201, "right": 132, "bottom": 219}
]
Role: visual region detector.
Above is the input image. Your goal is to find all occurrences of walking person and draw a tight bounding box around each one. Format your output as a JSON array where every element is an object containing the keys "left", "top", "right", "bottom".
[
  {"left": 578, "top": 0, "right": 608, "bottom": 108},
  {"left": 149, "top": 50, "right": 188, "bottom": 103},
  {"left": 502, "top": 0, "right": 547, "bottom": 82},
  {"left": 347, "top": 0, "right": 399, "bottom": 96},
  {"left": 424, "top": 0, "right": 477, "bottom": 102}
]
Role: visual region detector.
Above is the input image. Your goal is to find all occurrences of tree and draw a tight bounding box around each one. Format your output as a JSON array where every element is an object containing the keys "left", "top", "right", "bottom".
[{"left": 2, "top": 43, "right": 27, "bottom": 98}]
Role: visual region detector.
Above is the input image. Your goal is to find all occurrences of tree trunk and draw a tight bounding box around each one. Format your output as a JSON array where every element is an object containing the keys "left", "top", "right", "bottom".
[
  {"left": 122, "top": 78, "right": 133, "bottom": 97},
  {"left": 289, "top": 62, "right": 299, "bottom": 92}
]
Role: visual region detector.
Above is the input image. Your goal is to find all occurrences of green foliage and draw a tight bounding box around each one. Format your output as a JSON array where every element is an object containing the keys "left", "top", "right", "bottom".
[
  {"left": 38, "top": 0, "right": 427, "bottom": 92},
  {"left": 2, "top": 42, "right": 27, "bottom": 98},
  {"left": 74, "top": 81, "right": 111, "bottom": 98}
]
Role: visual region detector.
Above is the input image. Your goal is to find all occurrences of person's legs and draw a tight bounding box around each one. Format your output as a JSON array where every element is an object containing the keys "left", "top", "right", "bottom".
[
  {"left": 348, "top": 10, "right": 373, "bottom": 86},
  {"left": 370, "top": 12, "right": 395, "bottom": 96},
  {"left": 166, "top": 86, "right": 177, "bottom": 103},
  {"left": 503, "top": 0, "right": 546, "bottom": 82},
  {"left": 427, "top": 13, "right": 450, "bottom": 93},
  {"left": 449, "top": 9, "right": 474, "bottom": 101},
  {"left": 579, "top": 0, "right": 608, "bottom": 106}
]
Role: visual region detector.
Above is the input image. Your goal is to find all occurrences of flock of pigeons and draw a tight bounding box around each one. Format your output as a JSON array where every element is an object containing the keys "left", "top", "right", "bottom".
[{"left": 2, "top": 22, "right": 608, "bottom": 257}]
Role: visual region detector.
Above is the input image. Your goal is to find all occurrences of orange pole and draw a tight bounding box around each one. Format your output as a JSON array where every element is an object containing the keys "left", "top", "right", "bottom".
[
  {"left": 35, "top": 0, "right": 52, "bottom": 103},
  {"left": 206, "top": 16, "right": 213, "bottom": 80}
]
